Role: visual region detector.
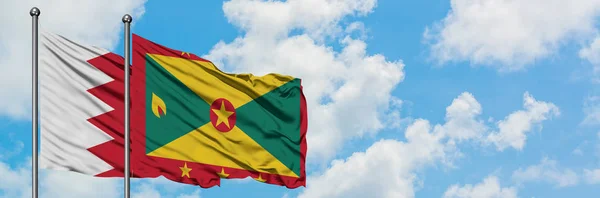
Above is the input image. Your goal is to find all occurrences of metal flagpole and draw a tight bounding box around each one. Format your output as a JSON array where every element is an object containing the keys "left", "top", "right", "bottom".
[
  {"left": 122, "top": 14, "right": 132, "bottom": 198},
  {"left": 30, "top": 7, "right": 40, "bottom": 198}
]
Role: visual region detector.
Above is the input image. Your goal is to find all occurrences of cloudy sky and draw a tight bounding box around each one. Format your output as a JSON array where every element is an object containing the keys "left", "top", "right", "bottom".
[{"left": 1, "top": 0, "right": 600, "bottom": 197}]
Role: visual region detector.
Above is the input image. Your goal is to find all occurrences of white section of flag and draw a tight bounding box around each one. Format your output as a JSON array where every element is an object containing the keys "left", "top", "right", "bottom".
[{"left": 39, "top": 30, "right": 115, "bottom": 176}]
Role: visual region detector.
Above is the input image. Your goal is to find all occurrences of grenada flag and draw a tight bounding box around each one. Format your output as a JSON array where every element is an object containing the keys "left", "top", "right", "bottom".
[
  {"left": 39, "top": 30, "right": 307, "bottom": 188},
  {"left": 127, "top": 34, "right": 308, "bottom": 188}
]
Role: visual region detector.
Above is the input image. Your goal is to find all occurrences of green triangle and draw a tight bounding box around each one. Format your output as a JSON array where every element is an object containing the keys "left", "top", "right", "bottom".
[
  {"left": 235, "top": 79, "right": 303, "bottom": 176},
  {"left": 144, "top": 55, "right": 211, "bottom": 154}
]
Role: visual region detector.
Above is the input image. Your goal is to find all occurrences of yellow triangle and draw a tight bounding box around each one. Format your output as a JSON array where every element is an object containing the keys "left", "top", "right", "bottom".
[
  {"left": 147, "top": 54, "right": 294, "bottom": 108},
  {"left": 147, "top": 123, "right": 299, "bottom": 178}
]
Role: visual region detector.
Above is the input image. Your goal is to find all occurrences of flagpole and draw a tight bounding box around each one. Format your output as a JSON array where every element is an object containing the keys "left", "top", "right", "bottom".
[
  {"left": 122, "top": 14, "right": 132, "bottom": 198},
  {"left": 30, "top": 7, "right": 40, "bottom": 198}
]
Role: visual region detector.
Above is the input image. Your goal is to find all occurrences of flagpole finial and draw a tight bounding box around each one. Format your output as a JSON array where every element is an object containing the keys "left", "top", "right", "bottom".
[
  {"left": 30, "top": 7, "right": 40, "bottom": 16},
  {"left": 122, "top": 14, "right": 132, "bottom": 23}
]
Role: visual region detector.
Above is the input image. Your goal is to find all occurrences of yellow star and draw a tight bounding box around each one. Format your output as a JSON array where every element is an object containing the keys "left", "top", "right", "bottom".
[
  {"left": 179, "top": 162, "right": 192, "bottom": 178},
  {"left": 181, "top": 51, "right": 191, "bottom": 57},
  {"left": 254, "top": 174, "right": 266, "bottom": 183},
  {"left": 211, "top": 100, "right": 234, "bottom": 128},
  {"left": 217, "top": 168, "right": 229, "bottom": 178}
]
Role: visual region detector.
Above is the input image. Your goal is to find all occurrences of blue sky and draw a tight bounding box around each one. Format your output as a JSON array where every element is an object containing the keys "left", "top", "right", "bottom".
[{"left": 1, "top": 0, "right": 600, "bottom": 198}]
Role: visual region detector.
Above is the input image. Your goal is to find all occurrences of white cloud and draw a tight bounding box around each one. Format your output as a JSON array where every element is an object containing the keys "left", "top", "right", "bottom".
[
  {"left": 220, "top": 0, "right": 376, "bottom": 41},
  {"left": 580, "top": 35, "right": 600, "bottom": 82},
  {"left": 0, "top": 157, "right": 122, "bottom": 198},
  {"left": 298, "top": 91, "right": 558, "bottom": 197},
  {"left": 572, "top": 140, "right": 588, "bottom": 156},
  {"left": 424, "top": 0, "right": 600, "bottom": 71},
  {"left": 512, "top": 157, "right": 579, "bottom": 188},
  {"left": 0, "top": 158, "right": 30, "bottom": 198},
  {"left": 208, "top": 0, "right": 404, "bottom": 162},
  {"left": 582, "top": 95, "right": 600, "bottom": 125},
  {"left": 437, "top": 92, "right": 486, "bottom": 142},
  {"left": 0, "top": 0, "right": 147, "bottom": 119},
  {"left": 486, "top": 92, "right": 560, "bottom": 151},
  {"left": 297, "top": 123, "right": 446, "bottom": 198},
  {"left": 299, "top": 92, "right": 495, "bottom": 198},
  {"left": 384, "top": 97, "right": 411, "bottom": 130},
  {"left": 583, "top": 132, "right": 600, "bottom": 184},
  {"left": 40, "top": 170, "right": 122, "bottom": 198},
  {"left": 583, "top": 169, "right": 600, "bottom": 184},
  {"left": 443, "top": 176, "right": 518, "bottom": 198}
]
